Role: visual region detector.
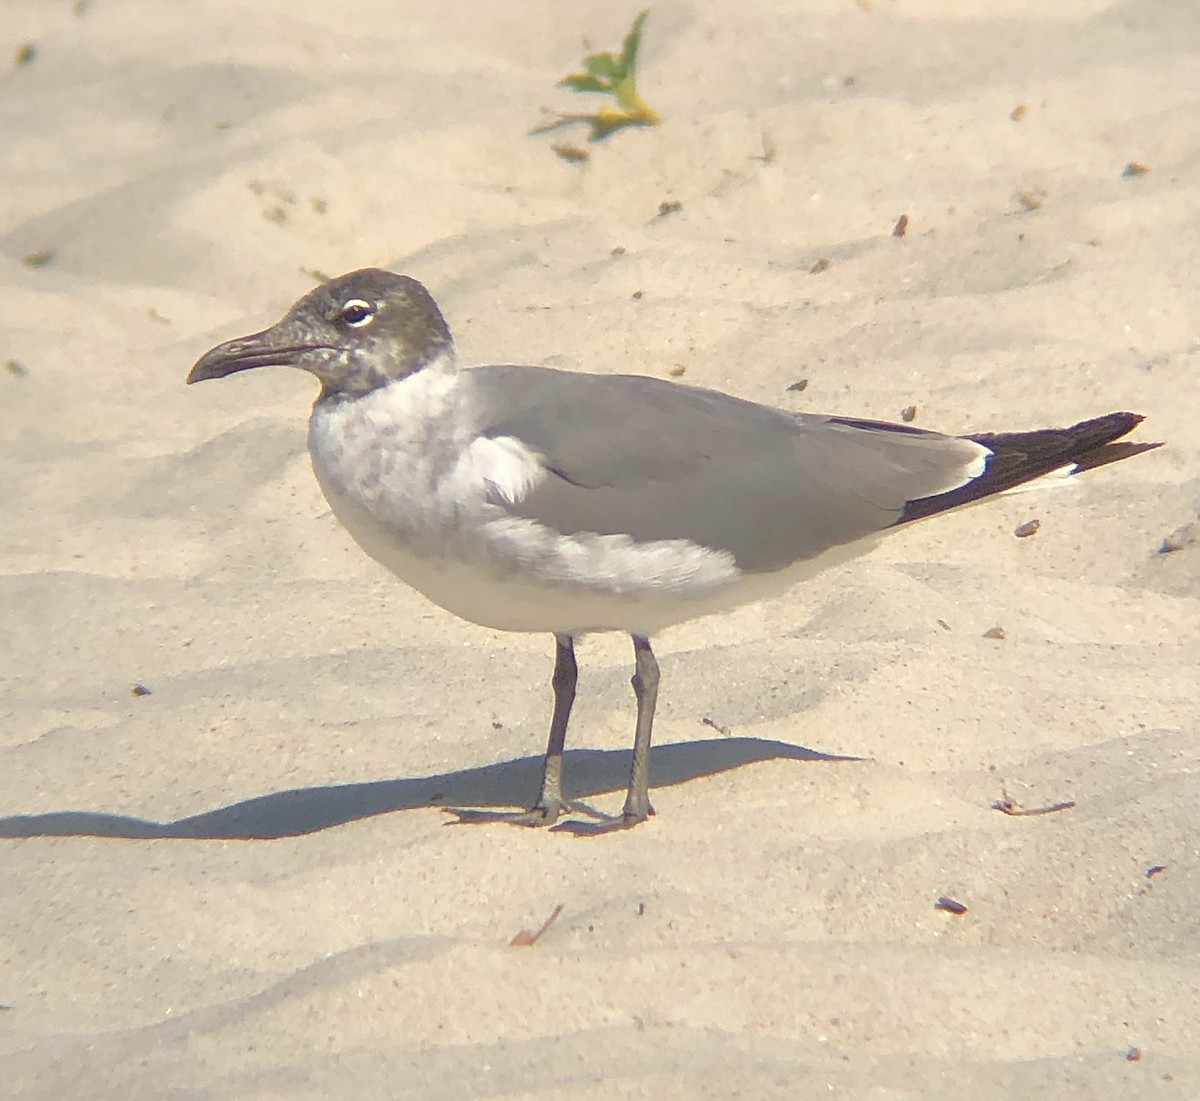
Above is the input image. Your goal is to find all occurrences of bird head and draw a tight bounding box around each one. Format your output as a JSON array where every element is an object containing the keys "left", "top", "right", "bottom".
[{"left": 187, "top": 268, "right": 454, "bottom": 399}]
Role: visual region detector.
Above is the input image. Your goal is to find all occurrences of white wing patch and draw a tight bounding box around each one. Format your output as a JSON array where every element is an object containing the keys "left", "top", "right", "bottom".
[
  {"left": 996, "top": 462, "right": 1081, "bottom": 495},
  {"left": 960, "top": 442, "right": 991, "bottom": 484},
  {"left": 890, "top": 436, "right": 993, "bottom": 501},
  {"left": 456, "top": 434, "right": 546, "bottom": 506},
  {"left": 954, "top": 442, "right": 1082, "bottom": 498}
]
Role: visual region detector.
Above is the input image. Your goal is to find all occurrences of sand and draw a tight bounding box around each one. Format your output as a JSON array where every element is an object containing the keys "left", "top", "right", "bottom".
[{"left": 2, "top": 0, "right": 1198, "bottom": 1097}]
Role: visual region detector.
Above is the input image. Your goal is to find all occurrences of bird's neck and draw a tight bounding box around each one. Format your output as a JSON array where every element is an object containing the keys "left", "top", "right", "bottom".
[{"left": 315, "top": 345, "right": 459, "bottom": 408}]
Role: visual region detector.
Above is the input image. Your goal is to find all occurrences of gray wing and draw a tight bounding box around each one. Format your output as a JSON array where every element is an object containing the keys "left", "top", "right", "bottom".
[{"left": 464, "top": 365, "right": 984, "bottom": 573}]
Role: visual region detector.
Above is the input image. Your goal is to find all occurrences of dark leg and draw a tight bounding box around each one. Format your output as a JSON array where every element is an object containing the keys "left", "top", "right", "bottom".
[
  {"left": 552, "top": 633, "right": 660, "bottom": 835},
  {"left": 447, "top": 633, "right": 597, "bottom": 827},
  {"left": 623, "top": 633, "right": 658, "bottom": 823},
  {"left": 528, "top": 632, "right": 577, "bottom": 818}
]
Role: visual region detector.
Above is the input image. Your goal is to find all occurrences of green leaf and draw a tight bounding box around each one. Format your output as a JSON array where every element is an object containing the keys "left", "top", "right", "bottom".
[
  {"left": 590, "top": 116, "right": 629, "bottom": 140},
  {"left": 620, "top": 10, "right": 650, "bottom": 78},
  {"left": 558, "top": 72, "right": 609, "bottom": 93},
  {"left": 543, "top": 9, "right": 659, "bottom": 143},
  {"left": 612, "top": 76, "right": 640, "bottom": 113},
  {"left": 583, "top": 52, "right": 618, "bottom": 82}
]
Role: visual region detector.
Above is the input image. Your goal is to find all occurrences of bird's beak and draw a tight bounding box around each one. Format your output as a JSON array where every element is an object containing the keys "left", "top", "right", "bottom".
[{"left": 186, "top": 329, "right": 323, "bottom": 384}]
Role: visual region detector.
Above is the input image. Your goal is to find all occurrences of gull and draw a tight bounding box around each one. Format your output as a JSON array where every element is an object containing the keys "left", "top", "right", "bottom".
[{"left": 187, "top": 268, "right": 1157, "bottom": 832}]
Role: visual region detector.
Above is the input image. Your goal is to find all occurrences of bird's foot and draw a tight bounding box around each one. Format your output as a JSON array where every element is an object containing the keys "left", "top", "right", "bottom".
[
  {"left": 443, "top": 798, "right": 606, "bottom": 829},
  {"left": 550, "top": 800, "right": 655, "bottom": 837}
]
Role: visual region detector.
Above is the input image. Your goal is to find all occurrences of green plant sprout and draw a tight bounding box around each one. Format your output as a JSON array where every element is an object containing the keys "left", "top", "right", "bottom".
[{"left": 538, "top": 10, "right": 660, "bottom": 141}]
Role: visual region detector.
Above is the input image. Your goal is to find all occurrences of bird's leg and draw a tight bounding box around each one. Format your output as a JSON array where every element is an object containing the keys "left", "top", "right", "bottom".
[
  {"left": 622, "top": 633, "right": 658, "bottom": 823},
  {"left": 450, "top": 634, "right": 659, "bottom": 834},
  {"left": 447, "top": 633, "right": 600, "bottom": 827},
  {"left": 551, "top": 633, "right": 659, "bottom": 836},
  {"left": 526, "top": 632, "right": 578, "bottom": 819}
]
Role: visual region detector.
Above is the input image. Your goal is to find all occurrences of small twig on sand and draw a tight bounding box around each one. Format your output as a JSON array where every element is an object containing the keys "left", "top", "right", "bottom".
[
  {"left": 993, "top": 785, "right": 1075, "bottom": 817},
  {"left": 510, "top": 903, "right": 565, "bottom": 947}
]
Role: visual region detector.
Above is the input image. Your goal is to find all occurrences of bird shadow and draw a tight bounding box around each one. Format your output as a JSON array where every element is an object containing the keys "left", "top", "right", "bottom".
[{"left": 0, "top": 737, "right": 856, "bottom": 841}]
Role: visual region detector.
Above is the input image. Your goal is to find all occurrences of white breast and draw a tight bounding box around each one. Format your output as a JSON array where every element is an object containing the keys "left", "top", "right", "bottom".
[{"left": 307, "top": 358, "right": 477, "bottom": 562}]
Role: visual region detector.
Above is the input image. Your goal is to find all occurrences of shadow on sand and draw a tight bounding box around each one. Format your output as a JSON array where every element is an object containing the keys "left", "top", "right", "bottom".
[{"left": 0, "top": 736, "right": 858, "bottom": 840}]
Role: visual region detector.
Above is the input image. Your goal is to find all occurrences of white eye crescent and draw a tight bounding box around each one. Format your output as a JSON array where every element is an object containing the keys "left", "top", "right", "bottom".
[{"left": 338, "top": 299, "right": 376, "bottom": 327}]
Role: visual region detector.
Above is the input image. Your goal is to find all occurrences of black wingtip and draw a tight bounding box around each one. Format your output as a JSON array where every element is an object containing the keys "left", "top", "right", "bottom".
[
  {"left": 1055, "top": 413, "right": 1163, "bottom": 474},
  {"left": 899, "top": 411, "right": 1159, "bottom": 525}
]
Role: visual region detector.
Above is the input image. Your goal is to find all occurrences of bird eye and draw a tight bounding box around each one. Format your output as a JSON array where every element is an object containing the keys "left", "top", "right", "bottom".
[{"left": 337, "top": 299, "right": 376, "bottom": 327}]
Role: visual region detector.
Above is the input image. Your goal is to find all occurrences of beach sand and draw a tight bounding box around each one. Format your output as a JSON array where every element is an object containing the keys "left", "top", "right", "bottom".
[{"left": 2, "top": 1, "right": 1198, "bottom": 1096}]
